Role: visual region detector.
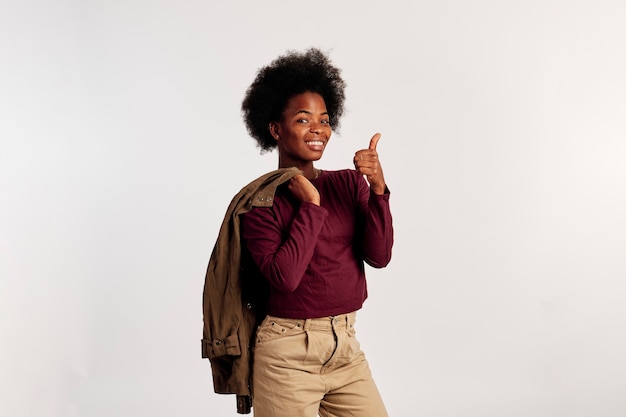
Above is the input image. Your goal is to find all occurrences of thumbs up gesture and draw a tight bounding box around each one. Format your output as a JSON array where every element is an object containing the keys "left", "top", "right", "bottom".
[{"left": 353, "top": 133, "right": 387, "bottom": 195}]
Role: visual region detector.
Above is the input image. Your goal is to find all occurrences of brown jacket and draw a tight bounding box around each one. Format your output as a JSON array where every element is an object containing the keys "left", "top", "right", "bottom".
[{"left": 201, "top": 168, "right": 301, "bottom": 414}]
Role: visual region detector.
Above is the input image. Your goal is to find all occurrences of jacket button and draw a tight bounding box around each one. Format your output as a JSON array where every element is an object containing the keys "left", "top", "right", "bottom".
[{"left": 246, "top": 303, "right": 252, "bottom": 309}]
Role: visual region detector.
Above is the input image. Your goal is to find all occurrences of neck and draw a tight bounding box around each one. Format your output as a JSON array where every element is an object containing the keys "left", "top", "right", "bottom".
[{"left": 278, "top": 160, "right": 317, "bottom": 180}]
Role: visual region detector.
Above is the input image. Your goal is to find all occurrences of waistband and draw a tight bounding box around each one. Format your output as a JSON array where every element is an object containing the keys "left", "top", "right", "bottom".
[{"left": 266, "top": 312, "right": 356, "bottom": 331}]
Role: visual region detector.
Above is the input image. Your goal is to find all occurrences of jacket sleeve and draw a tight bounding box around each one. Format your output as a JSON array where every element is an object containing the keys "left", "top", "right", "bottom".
[
  {"left": 201, "top": 196, "right": 252, "bottom": 399},
  {"left": 202, "top": 243, "right": 244, "bottom": 359}
]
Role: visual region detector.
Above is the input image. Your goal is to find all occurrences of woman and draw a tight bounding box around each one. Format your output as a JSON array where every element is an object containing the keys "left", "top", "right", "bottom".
[{"left": 240, "top": 48, "right": 393, "bottom": 417}]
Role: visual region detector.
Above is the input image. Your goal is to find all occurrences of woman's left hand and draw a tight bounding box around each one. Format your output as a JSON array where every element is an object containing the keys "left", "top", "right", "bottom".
[{"left": 354, "top": 133, "right": 386, "bottom": 195}]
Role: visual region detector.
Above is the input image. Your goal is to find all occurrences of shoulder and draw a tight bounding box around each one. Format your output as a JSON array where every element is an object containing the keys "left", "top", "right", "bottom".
[
  {"left": 317, "top": 169, "right": 361, "bottom": 183},
  {"left": 314, "top": 169, "right": 367, "bottom": 205},
  {"left": 316, "top": 169, "right": 366, "bottom": 190}
]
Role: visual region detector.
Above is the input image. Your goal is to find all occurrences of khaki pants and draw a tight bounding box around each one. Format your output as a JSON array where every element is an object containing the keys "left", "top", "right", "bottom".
[{"left": 252, "top": 312, "right": 388, "bottom": 417}]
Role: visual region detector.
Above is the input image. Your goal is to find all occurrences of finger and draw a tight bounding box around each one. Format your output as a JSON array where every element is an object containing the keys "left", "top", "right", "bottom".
[{"left": 369, "top": 133, "right": 382, "bottom": 150}]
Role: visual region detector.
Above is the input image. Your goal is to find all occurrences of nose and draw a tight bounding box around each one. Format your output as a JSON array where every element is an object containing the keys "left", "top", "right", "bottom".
[{"left": 310, "top": 123, "right": 322, "bottom": 134}]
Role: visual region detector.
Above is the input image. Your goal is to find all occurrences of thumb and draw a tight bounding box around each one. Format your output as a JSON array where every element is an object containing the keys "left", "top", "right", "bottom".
[{"left": 369, "top": 133, "right": 382, "bottom": 150}]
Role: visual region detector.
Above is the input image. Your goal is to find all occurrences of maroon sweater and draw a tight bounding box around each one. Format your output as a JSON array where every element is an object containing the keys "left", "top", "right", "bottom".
[{"left": 240, "top": 169, "right": 393, "bottom": 319}]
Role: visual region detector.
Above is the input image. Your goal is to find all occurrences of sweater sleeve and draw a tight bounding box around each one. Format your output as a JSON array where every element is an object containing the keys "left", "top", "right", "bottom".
[
  {"left": 357, "top": 175, "right": 394, "bottom": 268},
  {"left": 240, "top": 202, "right": 328, "bottom": 293}
]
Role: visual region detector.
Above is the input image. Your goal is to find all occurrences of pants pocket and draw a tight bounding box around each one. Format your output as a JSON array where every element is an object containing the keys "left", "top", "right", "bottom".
[{"left": 255, "top": 316, "right": 305, "bottom": 344}]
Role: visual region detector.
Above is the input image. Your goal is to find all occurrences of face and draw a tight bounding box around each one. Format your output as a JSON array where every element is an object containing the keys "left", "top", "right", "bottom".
[{"left": 269, "top": 92, "right": 332, "bottom": 167}]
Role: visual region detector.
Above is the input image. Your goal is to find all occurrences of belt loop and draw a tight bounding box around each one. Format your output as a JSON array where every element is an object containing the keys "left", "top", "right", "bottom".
[{"left": 303, "top": 318, "right": 312, "bottom": 331}]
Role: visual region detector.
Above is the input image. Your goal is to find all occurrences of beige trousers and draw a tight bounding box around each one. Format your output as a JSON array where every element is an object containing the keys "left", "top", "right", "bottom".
[{"left": 251, "top": 312, "right": 388, "bottom": 417}]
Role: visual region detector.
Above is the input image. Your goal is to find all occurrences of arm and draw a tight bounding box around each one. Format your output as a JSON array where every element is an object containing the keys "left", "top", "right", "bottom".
[
  {"left": 353, "top": 133, "right": 394, "bottom": 267},
  {"left": 357, "top": 177, "right": 394, "bottom": 267},
  {"left": 241, "top": 195, "right": 328, "bottom": 293}
]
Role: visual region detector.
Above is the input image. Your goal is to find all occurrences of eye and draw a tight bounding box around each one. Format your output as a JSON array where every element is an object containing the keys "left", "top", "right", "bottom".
[
  {"left": 297, "top": 118, "right": 309, "bottom": 123},
  {"left": 321, "top": 119, "right": 330, "bottom": 125}
]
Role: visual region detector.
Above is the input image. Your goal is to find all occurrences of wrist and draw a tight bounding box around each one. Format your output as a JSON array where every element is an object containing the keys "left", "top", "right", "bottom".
[
  {"left": 371, "top": 183, "right": 387, "bottom": 195},
  {"left": 304, "top": 197, "right": 320, "bottom": 206}
]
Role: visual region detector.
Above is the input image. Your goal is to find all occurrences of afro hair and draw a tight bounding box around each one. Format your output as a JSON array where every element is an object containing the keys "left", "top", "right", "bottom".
[{"left": 241, "top": 48, "right": 346, "bottom": 152}]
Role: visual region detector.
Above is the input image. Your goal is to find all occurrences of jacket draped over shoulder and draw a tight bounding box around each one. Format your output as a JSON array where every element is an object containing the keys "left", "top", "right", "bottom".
[{"left": 201, "top": 167, "right": 302, "bottom": 414}]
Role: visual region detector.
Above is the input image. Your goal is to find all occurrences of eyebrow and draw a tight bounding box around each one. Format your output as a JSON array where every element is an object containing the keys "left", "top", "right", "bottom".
[{"left": 294, "top": 110, "right": 329, "bottom": 116}]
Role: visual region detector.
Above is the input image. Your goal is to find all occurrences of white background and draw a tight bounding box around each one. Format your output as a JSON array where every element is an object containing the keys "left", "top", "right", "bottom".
[{"left": 1, "top": 1, "right": 625, "bottom": 416}]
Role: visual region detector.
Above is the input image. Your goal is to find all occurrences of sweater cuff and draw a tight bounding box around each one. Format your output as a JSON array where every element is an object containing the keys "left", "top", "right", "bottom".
[{"left": 370, "top": 186, "right": 391, "bottom": 199}]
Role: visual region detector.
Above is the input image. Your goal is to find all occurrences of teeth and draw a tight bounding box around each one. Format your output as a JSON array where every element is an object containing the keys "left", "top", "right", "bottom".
[{"left": 306, "top": 141, "right": 324, "bottom": 146}]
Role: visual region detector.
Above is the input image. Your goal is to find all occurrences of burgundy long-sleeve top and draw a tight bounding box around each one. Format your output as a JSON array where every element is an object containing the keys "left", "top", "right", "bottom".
[{"left": 240, "top": 169, "right": 393, "bottom": 319}]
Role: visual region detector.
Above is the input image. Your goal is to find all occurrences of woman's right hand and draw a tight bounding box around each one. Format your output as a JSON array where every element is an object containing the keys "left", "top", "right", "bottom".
[{"left": 288, "top": 174, "right": 320, "bottom": 206}]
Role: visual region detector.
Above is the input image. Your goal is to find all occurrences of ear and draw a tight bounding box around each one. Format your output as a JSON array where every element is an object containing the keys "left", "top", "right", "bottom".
[{"left": 268, "top": 122, "right": 280, "bottom": 140}]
